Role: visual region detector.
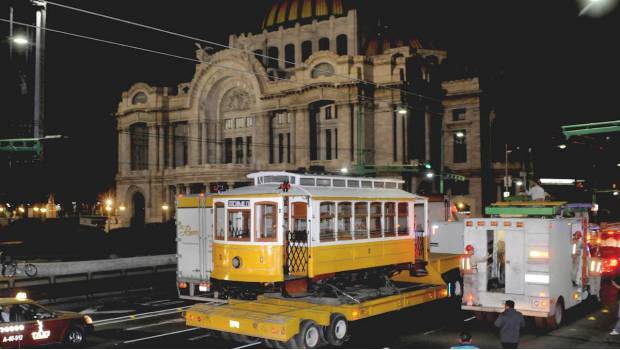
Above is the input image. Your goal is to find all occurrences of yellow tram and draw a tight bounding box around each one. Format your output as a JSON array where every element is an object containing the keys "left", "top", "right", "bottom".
[{"left": 206, "top": 171, "right": 429, "bottom": 296}]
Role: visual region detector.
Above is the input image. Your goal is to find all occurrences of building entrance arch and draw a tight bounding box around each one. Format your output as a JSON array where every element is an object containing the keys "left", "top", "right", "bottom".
[{"left": 131, "top": 192, "right": 146, "bottom": 228}]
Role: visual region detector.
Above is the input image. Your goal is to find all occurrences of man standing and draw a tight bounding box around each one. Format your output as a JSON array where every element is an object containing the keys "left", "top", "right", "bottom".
[
  {"left": 610, "top": 274, "right": 620, "bottom": 335},
  {"left": 1, "top": 305, "right": 11, "bottom": 322},
  {"left": 494, "top": 300, "right": 525, "bottom": 348},
  {"left": 526, "top": 180, "right": 549, "bottom": 201}
]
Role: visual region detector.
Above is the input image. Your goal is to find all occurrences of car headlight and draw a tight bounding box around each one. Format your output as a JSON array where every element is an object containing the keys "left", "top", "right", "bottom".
[{"left": 232, "top": 256, "right": 241, "bottom": 269}]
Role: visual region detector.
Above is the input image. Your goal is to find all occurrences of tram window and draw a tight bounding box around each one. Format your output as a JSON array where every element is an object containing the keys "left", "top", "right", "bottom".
[
  {"left": 333, "top": 179, "right": 346, "bottom": 187},
  {"left": 385, "top": 182, "right": 397, "bottom": 189},
  {"left": 384, "top": 203, "right": 396, "bottom": 237},
  {"left": 317, "top": 178, "right": 331, "bottom": 187},
  {"left": 255, "top": 202, "right": 278, "bottom": 242},
  {"left": 264, "top": 175, "right": 288, "bottom": 184},
  {"left": 361, "top": 181, "right": 372, "bottom": 188},
  {"left": 354, "top": 203, "right": 369, "bottom": 239},
  {"left": 292, "top": 202, "right": 308, "bottom": 233},
  {"left": 228, "top": 210, "right": 251, "bottom": 241},
  {"left": 319, "top": 202, "right": 336, "bottom": 241},
  {"left": 289, "top": 176, "right": 296, "bottom": 184},
  {"left": 374, "top": 182, "right": 385, "bottom": 188},
  {"left": 215, "top": 203, "right": 225, "bottom": 240},
  {"left": 300, "top": 177, "right": 315, "bottom": 186},
  {"left": 370, "top": 202, "right": 382, "bottom": 238},
  {"left": 347, "top": 180, "right": 360, "bottom": 188},
  {"left": 397, "top": 203, "right": 409, "bottom": 236},
  {"left": 337, "top": 202, "right": 353, "bottom": 240}
]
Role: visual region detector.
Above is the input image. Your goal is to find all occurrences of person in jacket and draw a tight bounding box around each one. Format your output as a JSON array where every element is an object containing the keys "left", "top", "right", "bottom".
[{"left": 494, "top": 300, "right": 525, "bottom": 348}]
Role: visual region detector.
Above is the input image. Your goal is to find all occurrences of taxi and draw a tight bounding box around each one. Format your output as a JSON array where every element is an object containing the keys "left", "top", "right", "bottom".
[{"left": 0, "top": 293, "right": 93, "bottom": 348}]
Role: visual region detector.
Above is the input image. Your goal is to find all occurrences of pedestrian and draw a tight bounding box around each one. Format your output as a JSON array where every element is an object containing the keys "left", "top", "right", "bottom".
[
  {"left": 494, "top": 300, "right": 525, "bottom": 348},
  {"left": 451, "top": 331, "right": 479, "bottom": 349},
  {"left": 609, "top": 273, "right": 620, "bottom": 335},
  {"left": 526, "top": 180, "right": 549, "bottom": 201}
]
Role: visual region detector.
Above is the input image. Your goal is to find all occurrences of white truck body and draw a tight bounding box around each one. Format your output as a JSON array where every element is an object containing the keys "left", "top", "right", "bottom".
[
  {"left": 430, "top": 221, "right": 465, "bottom": 254},
  {"left": 461, "top": 216, "right": 600, "bottom": 319},
  {"left": 176, "top": 202, "right": 213, "bottom": 300}
]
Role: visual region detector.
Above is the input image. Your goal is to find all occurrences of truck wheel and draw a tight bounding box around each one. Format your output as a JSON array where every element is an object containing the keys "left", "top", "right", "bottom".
[
  {"left": 325, "top": 314, "right": 348, "bottom": 346},
  {"left": 296, "top": 320, "right": 322, "bottom": 349},
  {"left": 546, "top": 299, "right": 564, "bottom": 329}
]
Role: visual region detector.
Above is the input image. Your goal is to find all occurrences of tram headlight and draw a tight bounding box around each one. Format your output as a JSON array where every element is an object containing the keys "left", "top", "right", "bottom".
[{"left": 232, "top": 256, "right": 241, "bottom": 269}]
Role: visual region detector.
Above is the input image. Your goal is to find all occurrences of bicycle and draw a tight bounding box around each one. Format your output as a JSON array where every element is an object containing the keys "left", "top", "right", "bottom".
[{"left": 2, "top": 261, "right": 37, "bottom": 277}]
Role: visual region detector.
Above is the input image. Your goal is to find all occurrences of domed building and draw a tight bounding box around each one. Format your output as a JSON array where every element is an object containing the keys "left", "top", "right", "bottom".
[{"left": 113, "top": 1, "right": 491, "bottom": 227}]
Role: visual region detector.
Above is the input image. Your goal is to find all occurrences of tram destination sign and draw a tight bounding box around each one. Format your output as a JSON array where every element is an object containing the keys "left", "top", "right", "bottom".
[{"left": 228, "top": 200, "right": 250, "bottom": 207}]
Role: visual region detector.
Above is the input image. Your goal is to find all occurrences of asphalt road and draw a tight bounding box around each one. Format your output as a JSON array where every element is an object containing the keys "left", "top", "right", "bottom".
[{"left": 39, "top": 285, "right": 620, "bottom": 349}]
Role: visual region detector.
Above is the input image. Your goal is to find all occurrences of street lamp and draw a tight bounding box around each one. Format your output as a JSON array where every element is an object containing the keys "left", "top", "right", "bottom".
[
  {"left": 340, "top": 167, "right": 348, "bottom": 174},
  {"left": 455, "top": 131, "right": 465, "bottom": 139},
  {"left": 119, "top": 205, "right": 126, "bottom": 212},
  {"left": 614, "top": 191, "right": 619, "bottom": 196},
  {"left": 162, "top": 204, "right": 170, "bottom": 211},
  {"left": 515, "top": 180, "right": 523, "bottom": 187},
  {"left": 397, "top": 106, "right": 408, "bottom": 115},
  {"left": 105, "top": 198, "right": 113, "bottom": 207},
  {"left": 425, "top": 171, "right": 434, "bottom": 179},
  {"left": 558, "top": 144, "right": 567, "bottom": 149},
  {"left": 12, "top": 36, "right": 29, "bottom": 45}
]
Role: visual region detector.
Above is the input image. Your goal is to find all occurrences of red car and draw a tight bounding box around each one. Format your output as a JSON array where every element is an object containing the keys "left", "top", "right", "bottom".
[
  {"left": 598, "top": 224, "right": 620, "bottom": 277},
  {"left": 0, "top": 293, "right": 93, "bottom": 348}
]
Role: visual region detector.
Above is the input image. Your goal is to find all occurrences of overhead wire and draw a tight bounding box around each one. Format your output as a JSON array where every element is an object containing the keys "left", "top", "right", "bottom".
[{"left": 44, "top": 0, "right": 443, "bottom": 103}]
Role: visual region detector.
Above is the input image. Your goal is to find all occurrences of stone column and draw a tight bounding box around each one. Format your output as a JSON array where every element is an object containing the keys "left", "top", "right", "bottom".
[
  {"left": 373, "top": 106, "right": 392, "bottom": 165},
  {"left": 337, "top": 104, "right": 352, "bottom": 163},
  {"left": 424, "top": 109, "right": 431, "bottom": 162},
  {"left": 201, "top": 122, "right": 208, "bottom": 164},
  {"left": 189, "top": 120, "right": 199, "bottom": 166},
  {"left": 294, "top": 109, "right": 309, "bottom": 166},
  {"left": 254, "top": 112, "right": 270, "bottom": 167},
  {"left": 157, "top": 126, "right": 165, "bottom": 170},
  {"left": 148, "top": 124, "right": 158, "bottom": 171},
  {"left": 118, "top": 128, "right": 130, "bottom": 174},
  {"left": 167, "top": 124, "right": 174, "bottom": 168}
]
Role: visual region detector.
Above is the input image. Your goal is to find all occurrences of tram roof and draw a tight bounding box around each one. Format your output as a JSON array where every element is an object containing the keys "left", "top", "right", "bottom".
[{"left": 218, "top": 184, "right": 425, "bottom": 201}]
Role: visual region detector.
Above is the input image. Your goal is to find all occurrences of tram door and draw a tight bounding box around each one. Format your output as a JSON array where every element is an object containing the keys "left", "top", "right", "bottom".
[{"left": 285, "top": 202, "right": 309, "bottom": 277}]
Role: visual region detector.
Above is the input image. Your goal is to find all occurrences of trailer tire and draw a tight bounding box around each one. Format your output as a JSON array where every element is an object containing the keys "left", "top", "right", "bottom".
[
  {"left": 325, "top": 314, "right": 348, "bottom": 346},
  {"left": 546, "top": 298, "right": 564, "bottom": 329},
  {"left": 296, "top": 320, "right": 322, "bottom": 349}
]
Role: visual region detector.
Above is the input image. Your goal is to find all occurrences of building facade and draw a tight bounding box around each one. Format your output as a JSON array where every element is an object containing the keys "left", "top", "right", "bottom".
[{"left": 114, "top": 0, "right": 494, "bottom": 227}]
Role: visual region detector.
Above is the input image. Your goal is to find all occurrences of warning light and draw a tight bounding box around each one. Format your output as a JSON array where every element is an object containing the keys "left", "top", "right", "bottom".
[
  {"left": 465, "top": 244, "right": 474, "bottom": 253},
  {"left": 179, "top": 282, "right": 188, "bottom": 289}
]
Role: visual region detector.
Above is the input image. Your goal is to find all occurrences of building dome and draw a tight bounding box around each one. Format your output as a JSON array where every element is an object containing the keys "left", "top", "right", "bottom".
[{"left": 263, "top": 0, "right": 349, "bottom": 31}]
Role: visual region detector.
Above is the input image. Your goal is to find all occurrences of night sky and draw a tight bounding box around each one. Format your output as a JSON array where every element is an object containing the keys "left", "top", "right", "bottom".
[{"left": 1, "top": 1, "right": 619, "bottom": 214}]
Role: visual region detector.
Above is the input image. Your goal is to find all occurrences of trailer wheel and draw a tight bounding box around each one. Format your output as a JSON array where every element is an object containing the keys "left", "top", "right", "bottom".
[
  {"left": 546, "top": 299, "right": 564, "bottom": 329},
  {"left": 296, "top": 320, "right": 322, "bottom": 349},
  {"left": 474, "top": 311, "right": 485, "bottom": 321},
  {"left": 325, "top": 314, "right": 348, "bottom": 346}
]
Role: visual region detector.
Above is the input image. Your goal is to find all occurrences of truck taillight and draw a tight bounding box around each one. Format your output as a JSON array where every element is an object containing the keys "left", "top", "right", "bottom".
[
  {"left": 199, "top": 282, "right": 210, "bottom": 292},
  {"left": 529, "top": 250, "right": 549, "bottom": 259},
  {"left": 179, "top": 282, "right": 188, "bottom": 289}
]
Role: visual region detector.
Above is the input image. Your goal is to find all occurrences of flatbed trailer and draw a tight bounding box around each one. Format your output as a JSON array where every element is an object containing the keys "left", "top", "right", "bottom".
[{"left": 185, "top": 253, "right": 460, "bottom": 348}]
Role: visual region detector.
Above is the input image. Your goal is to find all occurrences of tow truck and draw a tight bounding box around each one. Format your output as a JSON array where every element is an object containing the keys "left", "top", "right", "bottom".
[
  {"left": 179, "top": 193, "right": 462, "bottom": 348},
  {"left": 460, "top": 201, "right": 602, "bottom": 329}
]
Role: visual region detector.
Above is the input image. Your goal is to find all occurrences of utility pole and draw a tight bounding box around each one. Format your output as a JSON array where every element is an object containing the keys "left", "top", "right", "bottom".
[
  {"left": 33, "top": 1, "right": 47, "bottom": 139},
  {"left": 9, "top": 7, "right": 14, "bottom": 59}
]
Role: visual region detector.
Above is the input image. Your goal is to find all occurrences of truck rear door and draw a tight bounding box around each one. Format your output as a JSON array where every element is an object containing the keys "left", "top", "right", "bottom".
[
  {"left": 177, "top": 203, "right": 212, "bottom": 282},
  {"left": 505, "top": 231, "right": 525, "bottom": 294}
]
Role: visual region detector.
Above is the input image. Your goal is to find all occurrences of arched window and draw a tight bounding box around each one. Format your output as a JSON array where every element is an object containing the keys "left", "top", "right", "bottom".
[
  {"left": 132, "top": 92, "right": 147, "bottom": 105},
  {"left": 301, "top": 40, "right": 312, "bottom": 62},
  {"left": 311, "top": 63, "right": 335, "bottom": 78},
  {"left": 267, "top": 46, "right": 279, "bottom": 69},
  {"left": 319, "top": 37, "right": 330, "bottom": 51},
  {"left": 284, "top": 44, "right": 295, "bottom": 68},
  {"left": 129, "top": 123, "right": 148, "bottom": 170},
  {"left": 336, "top": 34, "right": 347, "bottom": 55}
]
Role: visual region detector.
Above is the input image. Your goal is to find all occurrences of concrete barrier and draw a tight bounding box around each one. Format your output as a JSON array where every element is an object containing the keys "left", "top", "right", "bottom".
[{"left": 34, "top": 254, "right": 176, "bottom": 277}]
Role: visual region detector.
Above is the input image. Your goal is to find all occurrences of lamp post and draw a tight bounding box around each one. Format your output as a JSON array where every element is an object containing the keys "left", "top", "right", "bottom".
[{"left": 162, "top": 203, "right": 169, "bottom": 222}]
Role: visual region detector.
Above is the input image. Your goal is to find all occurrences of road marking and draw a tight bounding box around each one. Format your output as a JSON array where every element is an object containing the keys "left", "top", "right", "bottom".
[
  {"left": 188, "top": 333, "right": 212, "bottom": 341},
  {"left": 234, "top": 341, "right": 262, "bottom": 349},
  {"left": 464, "top": 316, "right": 476, "bottom": 322},
  {"left": 124, "top": 318, "right": 184, "bottom": 331},
  {"left": 91, "top": 310, "right": 137, "bottom": 314},
  {"left": 93, "top": 306, "right": 192, "bottom": 326},
  {"left": 138, "top": 299, "right": 170, "bottom": 306},
  {"left": 423, "top": 328, "right": 443, "bottom": 335},
  {"left": 152, "top": 300, "right": 185, "bottom": 307},
  {"left": 122, "top": 328, "right": 199, "bottom": 344}
]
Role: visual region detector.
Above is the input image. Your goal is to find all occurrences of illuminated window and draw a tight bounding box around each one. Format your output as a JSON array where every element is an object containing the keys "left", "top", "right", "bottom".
[
  {"left": 354, "top": 203, "right": 369, "bottom": 239},
  {"left": 370, "top": 202, "right": 382, "bottom": 238},
  {"left": 397, "top": 203, "right": 409, "bottom": 236},
  {"left": 320, "top": 202, "right": 336, "bottom": 241},
  {"left": 214, "top": 203, "right": 225, "bottom": 240},
  {"left": 454, "top": 130, "right": 467, "bottom": 163},
  {"left": 337, "top": 202, "right": 352, "bottom": 240},
  {"left": 255, "top": 202, "right": 277, "bottom": 242},
  {"left": 228, "top": 209, "right": 250, "bottom": 241},
  {"left": 384, "top": 203, "right": 396, "bottom": 237}
]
